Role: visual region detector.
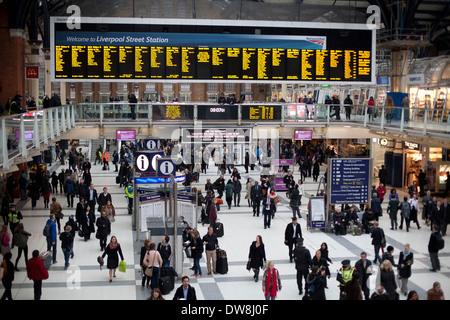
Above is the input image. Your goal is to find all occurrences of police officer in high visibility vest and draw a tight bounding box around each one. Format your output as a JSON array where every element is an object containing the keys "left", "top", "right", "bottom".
[
  {"left": 336, "top": 259, "right": 359, "bottom": 300},
  {"left": 8, "top": 203, "right": 23, "bottom": 248},
  {"left": 8, "top": 95, "right": 25, "bottom": 115},
  {"left": 125, "top": 182, "right": 133, "bottom": 215}
]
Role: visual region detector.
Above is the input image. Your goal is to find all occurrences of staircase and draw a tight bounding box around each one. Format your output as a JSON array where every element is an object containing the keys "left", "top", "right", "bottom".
[{"left": 90, "top": 139, "right": 105, "bottom": 163}]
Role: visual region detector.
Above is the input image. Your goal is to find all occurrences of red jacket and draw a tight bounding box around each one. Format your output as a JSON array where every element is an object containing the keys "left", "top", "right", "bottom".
[{"left": 27, "top": 257, "right": 49, "bottom": 281}]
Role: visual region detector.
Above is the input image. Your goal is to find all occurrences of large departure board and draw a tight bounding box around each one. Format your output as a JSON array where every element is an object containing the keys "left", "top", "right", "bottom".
[{"left": 51, "top": 17, "right": 375, "bottom": 83}]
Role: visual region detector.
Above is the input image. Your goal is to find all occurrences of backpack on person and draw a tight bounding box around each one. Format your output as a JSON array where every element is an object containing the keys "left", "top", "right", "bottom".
[
  {"left": 436, "top": 233, "right": 445, "bottom": 250},
  {"left": 43, "top": 221, "right": 54, "bottom": 238},
  {"left": 402, "top": 202, "right": 411, "bottom": 217}
]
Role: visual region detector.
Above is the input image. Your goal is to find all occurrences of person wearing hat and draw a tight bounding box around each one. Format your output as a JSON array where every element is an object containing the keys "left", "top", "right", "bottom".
[
  {"left": 8, "top": 204, "right": 23, "bottom": 248},
  {"left": 293, "top": 237, "right": 312, "bottom": 295},
  {"left": 337, "top": 259, "right": 359, "bottom": 300},
  {"left": 284, "top": 216, "right": 302, "bottom": 263}
]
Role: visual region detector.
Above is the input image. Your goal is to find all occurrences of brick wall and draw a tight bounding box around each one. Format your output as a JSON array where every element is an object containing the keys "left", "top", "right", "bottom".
[{"left": 0, "top": 3, "right": 26, "bottom": 106}]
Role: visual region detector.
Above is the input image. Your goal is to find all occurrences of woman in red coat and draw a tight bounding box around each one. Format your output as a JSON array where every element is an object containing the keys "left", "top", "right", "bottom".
[
  {"left": 27, "top": 250, "right": 49, "bottom": 300},
  {"left": 262, "top": 261, "right": 282, "bottom": 300}
]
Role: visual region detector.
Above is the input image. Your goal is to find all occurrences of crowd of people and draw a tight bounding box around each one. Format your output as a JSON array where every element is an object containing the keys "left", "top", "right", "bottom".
[
  {"left": 0, "top": 137, "right": 448, "bottom": 301},
  {"left": 0, "top": 140, "right": 140, "bottom": 300}
]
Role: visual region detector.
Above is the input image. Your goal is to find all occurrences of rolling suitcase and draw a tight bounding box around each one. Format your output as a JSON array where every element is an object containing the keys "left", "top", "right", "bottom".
[
  {"left": 39, "top": 251, "right": 52, "bottom": 270},
  {"left": 216, "top": 248, "right": 228, "bottom": 274}
]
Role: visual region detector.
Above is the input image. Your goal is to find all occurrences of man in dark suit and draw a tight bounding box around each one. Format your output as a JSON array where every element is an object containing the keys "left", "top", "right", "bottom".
[
  {"left": 86, "top": 184, "right": 98, "bottom": 215},
  {"left": 284, "top": 217, "right": 302, "bottom": 263},
  {"left": 354, "top": 251, "right": 372, "bottom": 300},
  {"left": 250, "top": 181, "right": 263, "bottom": 217},
  {"left": 430, "top": 200, "right": 445, "bottom": 232},
  {"left": 173, "top": 276, "right": 197, "bottom": 300},
  {"left": 262, "top": 195, "right": 274, "bottom": 229}
]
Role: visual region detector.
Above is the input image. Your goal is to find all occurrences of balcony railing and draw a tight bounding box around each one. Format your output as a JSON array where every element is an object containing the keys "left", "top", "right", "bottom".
[{"left": 1, "top": 102, "right": 449, "bottom": 169}]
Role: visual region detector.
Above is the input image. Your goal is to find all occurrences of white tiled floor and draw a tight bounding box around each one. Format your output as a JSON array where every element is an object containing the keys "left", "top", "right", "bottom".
[{"left": 2, "top": 155, "right": 449, "bottom": 301}]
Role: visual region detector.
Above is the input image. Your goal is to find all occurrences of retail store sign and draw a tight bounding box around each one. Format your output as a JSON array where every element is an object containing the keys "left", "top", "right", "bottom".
[
  {"left": 404, "top": 141, "right": 420, "bottom": 151},
  {"left": 406, "top": 74, "right": 425, "bottom": 85},
  {"left": 25, "top": 66, "right": 39, "bottom": 79}
]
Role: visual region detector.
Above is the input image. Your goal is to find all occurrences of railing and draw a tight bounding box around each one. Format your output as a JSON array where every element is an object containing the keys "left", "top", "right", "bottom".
[{"left": 1, "top": 102, "right": 449, "bottom": 169}]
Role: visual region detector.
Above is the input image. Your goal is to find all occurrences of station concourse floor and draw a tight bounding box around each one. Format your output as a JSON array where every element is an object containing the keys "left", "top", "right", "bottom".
[{"left": 3, "top": 155, "right": 450, "bottom": 301}]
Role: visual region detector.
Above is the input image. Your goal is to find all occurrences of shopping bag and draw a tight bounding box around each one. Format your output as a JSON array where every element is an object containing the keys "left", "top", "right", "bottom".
[{"left": 119, "top": 260, "right": 126, "bottom": 273}]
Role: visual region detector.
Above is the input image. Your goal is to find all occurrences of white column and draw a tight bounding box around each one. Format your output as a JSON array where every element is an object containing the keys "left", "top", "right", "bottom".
[
  {"left": 0, "top": 119, "right": 10, "bottom": 169},
  {"left": 48, "top": 109, "right": 55, "bottom": 140},
  {"left": 19, "top": 115, "right": 28, "bottom": 158},
  {"left": 55, "top": 108, "right": 60, "bottom": 137},
  {"left": 61, "top": 106, "right": 66, "bottom": 132},
  {"left": 33, "top": 112, "right": 40, "bottom": 150},
  {"left": 42, "top": 109, "right": 48, "bottom": 145}
]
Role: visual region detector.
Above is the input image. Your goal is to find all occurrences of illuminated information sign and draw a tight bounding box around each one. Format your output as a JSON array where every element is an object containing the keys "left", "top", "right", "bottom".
[{"left": 52, "top": 18, "right": 374, "bottom": 83}]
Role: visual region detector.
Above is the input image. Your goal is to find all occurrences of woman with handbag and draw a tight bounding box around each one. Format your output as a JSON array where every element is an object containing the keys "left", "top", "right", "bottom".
[
  {"left": 143, "top": 242, "right": 162, "bottom": 289},
  {"left": 13, "top": 223, "right": 31, "bottom": 271},
  {"left": 101, "top": 236, "right": 124, "bottom": 282},
  {"left": 248, "top": 235, "right": 266, "bottom": 282},
  {"left": 140, "top": 239, "right": 151, "bottom": 290}
]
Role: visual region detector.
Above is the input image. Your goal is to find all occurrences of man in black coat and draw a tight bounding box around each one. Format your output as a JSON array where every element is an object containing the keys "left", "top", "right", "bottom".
[
  {"left": 97, "top": 187, "right": 112, "bottom": 214},
  {"left": 173, "top": 276, "right": 197, "bottom": 300},
  {"left": 428, "top": 224, "right": 443, "bottom": 272},
  {"left": 370, "top": 221, "right": 385, "bottom": 264},
  {"left": 289, "top": 184, "right": 301, "bottom": 219},
  {"left": 250, "top": 181, "right": 263, "bottom": 217},
  {"left": 371, "top": 193, "right": 382, "bottom": 221},
  {"left": 284, "top": 217, "right": 302, "bottom": 263},
  {"left": 430, "top": 200, "right": 445, "bottom": 232},
  {"left": 293, "top": 237, "right": 312, "bottom": 295},
  {"left": 213, "top": 174, "right": 225, "bottom": 199}
]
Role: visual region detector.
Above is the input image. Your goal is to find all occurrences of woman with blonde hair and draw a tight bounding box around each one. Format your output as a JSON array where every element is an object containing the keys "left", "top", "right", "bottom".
[
  {"left": 427, "top": 281, "right": 445, "bottom": 300},
  {"left": 377, "top": 259, "right": 398, "bottom": 300},
  {"left": 103, "top": 200, "right": 116, "bottom": 223},
  {"left": 262, "top": 261, "right": 282, "bottom": 300}
]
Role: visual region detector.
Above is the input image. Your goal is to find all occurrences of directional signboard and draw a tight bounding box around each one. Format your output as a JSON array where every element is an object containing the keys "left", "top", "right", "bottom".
[
  {"left": 134, "top": 151, "right": 164, "bottom": 174},
  {"left": 329, "top": 158, "right": 371, "bottom": 204}
]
